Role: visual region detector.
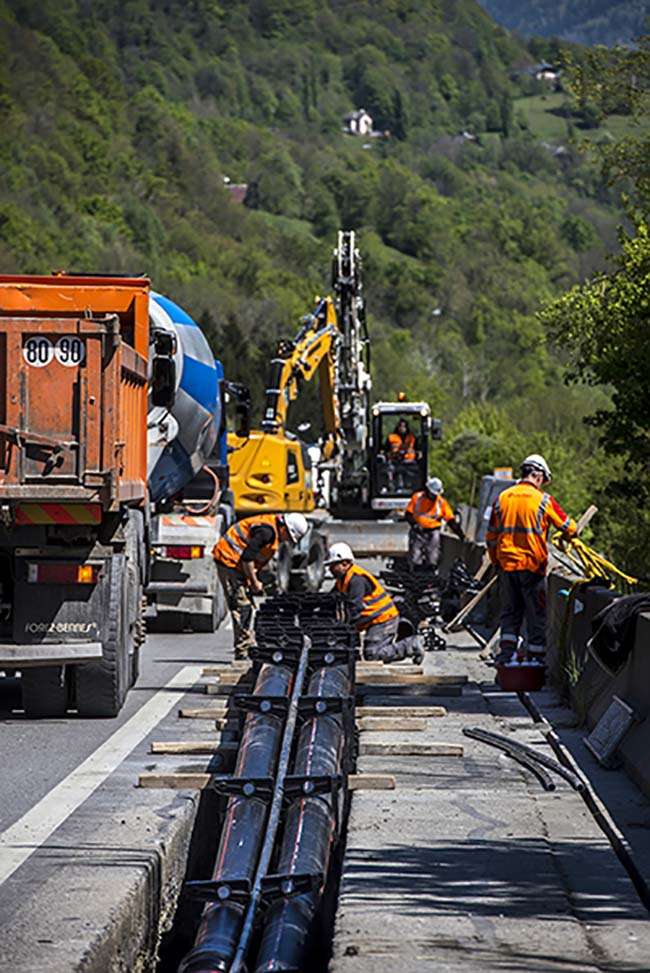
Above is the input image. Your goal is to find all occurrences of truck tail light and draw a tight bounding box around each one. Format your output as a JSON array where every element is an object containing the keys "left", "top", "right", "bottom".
[
  {"left": 162, "top": 545, "right": 204, "bottom": 560},
  {"left": 27, "top": 563, "right": 100, "bottom": 584}
]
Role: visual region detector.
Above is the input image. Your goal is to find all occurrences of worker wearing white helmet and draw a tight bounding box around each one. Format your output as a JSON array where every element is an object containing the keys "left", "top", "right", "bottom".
[
  {"left": 213, "top": 513, "right": 308, "bottom": 658},
  {"left": 486, "top": 454, "right": 576, "bottom": 664},
  {"left": 325, "top": 543, "right": 423, "bottom": 663},
  {"left": 405, "top": 476, "right": 464, "bottom": 571}
]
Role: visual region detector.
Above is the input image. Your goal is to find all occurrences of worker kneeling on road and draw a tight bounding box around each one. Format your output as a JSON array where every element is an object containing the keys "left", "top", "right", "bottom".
[
  {"left": 326, "top": 543, "right": 424, "bottom": 664},
  {"left": 486, "top": 454, "right": 576, "bottom": 664},
  {"left": 213, "top": 512, "right": 309, "bottom": 659},
  {"left": 405, "top": 476, "right": 464, "bottom": 570}
]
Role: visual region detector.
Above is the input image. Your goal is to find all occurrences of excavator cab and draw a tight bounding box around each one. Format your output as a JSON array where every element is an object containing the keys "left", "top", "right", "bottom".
[{"left": 369, "top": 402, "right": 442, "bottom": 513}]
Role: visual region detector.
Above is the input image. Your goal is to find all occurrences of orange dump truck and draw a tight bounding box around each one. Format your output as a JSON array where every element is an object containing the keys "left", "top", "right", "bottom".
[{"left": 0, "top": 274, "right": 175, "bottom": 716}]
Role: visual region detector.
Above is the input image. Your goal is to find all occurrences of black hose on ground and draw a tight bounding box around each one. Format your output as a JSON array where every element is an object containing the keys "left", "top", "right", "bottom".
[
  {"left": 462, "top": 725, "right": 585, "bottom": 791},
  {"left": 462, "top": 726, "right": 556, "bottom": 791}
]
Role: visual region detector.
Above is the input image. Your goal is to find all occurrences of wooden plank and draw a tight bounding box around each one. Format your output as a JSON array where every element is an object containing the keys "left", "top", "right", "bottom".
[
  {"left": 203, "top": 664, "right": 250, "bottom": 677},
  {"left": 206, "top": 683, "right": 250, "bottom": 696},
  {"left": 150, "top": 741, "right": 239, "bottom": 755},
  {"left": 357, "top": 673, "right": 467, "bottom": 686},
  {"left": 139, "top": 772, "right": 213, "bottom": 789},
  {"left": 357, "top": 717, "right": 428, "bottom": 732},
  {"left": 357, "top": 664, "right": 423, "bottom": 675},
  {"left": 357, "top": 705, "right": 447, "bottom": 718},
  {"left": 138, "top": 772, "right": 395, "bottom": 791},
  {"left": 349, "top": 774, "right": 395, "bottom": 791},
  {"left": 179, "top": 705, "right": 228, "bottom": 719},
  {"left": 358, "top": 685, "right": 463, "bottom": 698},
  {"left": 359, "top": 741, "right": 463, "bottom": 757},
  {"left": 209, "top": 672, "right": 253, "bottom": 687}
]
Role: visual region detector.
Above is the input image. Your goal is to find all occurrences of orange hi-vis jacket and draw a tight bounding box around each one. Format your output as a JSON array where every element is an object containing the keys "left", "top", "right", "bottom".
[
  {"left": 387, "top": 432, "right": 416, "bottom": 462},
  {"left": 335, "top": 564, "right": 399, "bottom": 631},
  {"left": 213, "top": 514, "right": 280, "bottom": 572},
  {"left": 406, "top": 490, "right": 454, "bottom": 530},
  {"left": 486, "top": 481, "right": 576, "bottom": 574}
]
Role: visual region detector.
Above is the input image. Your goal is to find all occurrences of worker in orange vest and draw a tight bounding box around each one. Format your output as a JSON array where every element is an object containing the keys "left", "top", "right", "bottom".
[
  {"left": 213, "top": 512, "right": 308, "bottom": 658},
  {"left": 386, "top": 418, "right": 417, "bottom": 462},
  {"left": 405, "top": 477, "right": 464, "bottom": 570},
  {"left": 486, "top": 454, "right": 576, "bottom": 664},
  {"left": 326, "top": 542, "right": 423, "bottom": 663}
]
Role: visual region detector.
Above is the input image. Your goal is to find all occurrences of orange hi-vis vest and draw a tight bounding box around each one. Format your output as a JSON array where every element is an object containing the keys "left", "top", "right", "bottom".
[
  {"left": 387, "top": 432, "right": 416, "bottom": 462},
  {"left": 486, "top": 481, "right": 576, "bottom": 574},
  {"left": 335, "top": 563, "right": 399, "bottom": 631},
  {"left": 406, "top": 490, "right": 453, "bottom": 530},
  {"left": 213, "top": 514, "right": 280, "bottom": 572}
]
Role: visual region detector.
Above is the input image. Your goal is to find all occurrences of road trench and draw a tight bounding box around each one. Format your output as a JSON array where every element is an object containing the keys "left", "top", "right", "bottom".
[{"left": 151, "top": 592, "right": 359, "bottom": 973}]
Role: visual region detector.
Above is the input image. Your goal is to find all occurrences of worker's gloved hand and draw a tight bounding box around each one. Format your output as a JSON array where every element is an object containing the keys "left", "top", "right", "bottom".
[{"left": 249, "top": 581, "right": 264, "bottom": 596}]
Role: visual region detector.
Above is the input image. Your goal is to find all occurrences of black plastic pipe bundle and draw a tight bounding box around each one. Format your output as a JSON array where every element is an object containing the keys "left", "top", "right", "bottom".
[
  {"left": 179, "top": 663, "right": 293, "bottom": 973},
  {"left": 254, "top": 663, "right": 351, "bottom": 972}
]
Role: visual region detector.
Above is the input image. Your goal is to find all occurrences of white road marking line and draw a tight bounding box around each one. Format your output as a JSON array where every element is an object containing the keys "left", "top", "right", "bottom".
[{"left": 0, "top": 664, "right": 202, "bottom": 887}]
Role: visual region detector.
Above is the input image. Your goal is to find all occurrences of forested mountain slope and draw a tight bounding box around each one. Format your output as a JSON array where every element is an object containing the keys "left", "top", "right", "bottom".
[
  {"left": 0, "top": 0, "right": 624, "bottom": 523},
  {"left": 478, "top": 0, "right": 648, "bottom": 47}
]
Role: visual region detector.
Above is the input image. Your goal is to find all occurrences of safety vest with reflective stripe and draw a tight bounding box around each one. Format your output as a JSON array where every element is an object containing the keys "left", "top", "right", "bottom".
[
  {"left": 387, "top": 432, "right": 416, "bottom": 462},
  {"left": 336, "top": 564, "right": 399, "bottom": 631},
  {"left": 486, "top": 482, "right": 576, "bottom": 574},
  {"left": 213, "top": 514, "right": 280, "bottom": 571},
  {"left": 406, "top": 490, "right": 453, "bottom": 530}
]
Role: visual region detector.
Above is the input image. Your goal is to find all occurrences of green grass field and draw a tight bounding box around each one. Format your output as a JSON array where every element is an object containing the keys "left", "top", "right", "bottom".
[{"left": 514, "top": 93, "right": 648, "bottom": 144}]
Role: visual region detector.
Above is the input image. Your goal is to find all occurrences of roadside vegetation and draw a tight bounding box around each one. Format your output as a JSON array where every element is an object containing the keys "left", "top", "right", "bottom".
[{"left": 0, "top": 1, "right": 646, "bottom": 570}]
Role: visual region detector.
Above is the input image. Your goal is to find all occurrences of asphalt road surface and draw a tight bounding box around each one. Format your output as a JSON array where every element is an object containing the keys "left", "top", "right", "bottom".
[{"left": 0, "top": 618, "right": 236, "bottom": 965}]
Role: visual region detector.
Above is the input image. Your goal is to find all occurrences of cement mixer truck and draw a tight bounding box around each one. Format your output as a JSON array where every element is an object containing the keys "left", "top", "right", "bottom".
[{"left": 0, "top": 274, "right": 239, "bottom": 717}]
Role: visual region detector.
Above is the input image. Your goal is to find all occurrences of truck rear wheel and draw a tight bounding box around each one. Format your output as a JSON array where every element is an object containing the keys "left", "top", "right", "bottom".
[
  {"left": 76, "top": 556, "right": 129, "bottom": 718},
  {"left": 190, "top": 565, "right": 226, "bottom": 633},
  {"left": 22, "top": 666, "right": 68, "bottom": 719},
  {"left": 288, "top": 532, "right": 326, "bottom": 593}
]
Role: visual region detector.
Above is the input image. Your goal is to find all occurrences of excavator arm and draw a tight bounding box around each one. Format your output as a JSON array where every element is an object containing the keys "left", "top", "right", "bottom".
[{"left": 261, "top": 296, "right": 341, "bottom": 459}]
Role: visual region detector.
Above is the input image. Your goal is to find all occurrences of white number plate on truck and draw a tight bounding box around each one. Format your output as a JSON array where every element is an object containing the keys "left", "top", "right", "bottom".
[{"left": 23, "top": 336, "right": 85, "bottom": 367}]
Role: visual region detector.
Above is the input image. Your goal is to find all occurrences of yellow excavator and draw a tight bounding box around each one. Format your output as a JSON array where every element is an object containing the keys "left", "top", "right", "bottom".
[
  {"left": 228, "top": 295, "right": 340, "bottom": 516},
  {"left": 229, "top": 231, "right": 443, "bottom": 587},
  {"left": 227, "top": 294, "right": 342, "bottom": 591}
]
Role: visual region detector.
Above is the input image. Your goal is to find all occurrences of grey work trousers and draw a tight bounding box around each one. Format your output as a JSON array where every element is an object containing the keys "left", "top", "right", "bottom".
[
  {"left": 216, "top": 563, "right": 255, "bottom": 658},
  {"left": 499, "top": 570, "right": 546, "bottom": 658},
  {"left": 408, "top": 526, "right": 441, "bottom": 569},
  {"left": 362, "top": 616, "right": 418, "bottom": 663}
]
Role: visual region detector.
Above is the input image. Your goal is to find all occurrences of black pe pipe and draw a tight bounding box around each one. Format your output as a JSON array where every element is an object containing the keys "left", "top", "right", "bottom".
[
  {"left": 254, "top": 664, "right": 351, "bottom": 973},
  {"left": 178, "top": 663, "right": 294, "bottom": 973}
]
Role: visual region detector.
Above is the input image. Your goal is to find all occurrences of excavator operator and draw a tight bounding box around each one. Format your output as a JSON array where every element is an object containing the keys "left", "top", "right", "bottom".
[
  {"left": 386, "top": 418, "right": 417, "bottom": 462},
  {"left": 213, "top": 512, "right": 309, "bottom": 659},
  {"left": 325, "top": 542, "right": 424, "bottom": 664},
  {"left": 383, "top": 418, "right": 419, "bottom": 492}
]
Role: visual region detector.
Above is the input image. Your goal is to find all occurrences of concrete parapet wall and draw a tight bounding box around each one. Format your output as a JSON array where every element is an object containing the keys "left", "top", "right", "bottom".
[{"left": 438, "top": 533, "right": 650, "bottom": 798}]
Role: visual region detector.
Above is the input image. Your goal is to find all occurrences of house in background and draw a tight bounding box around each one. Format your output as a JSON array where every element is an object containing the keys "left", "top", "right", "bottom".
[{"left": 344, "top": 109, "right": 374, "bottom": 135}]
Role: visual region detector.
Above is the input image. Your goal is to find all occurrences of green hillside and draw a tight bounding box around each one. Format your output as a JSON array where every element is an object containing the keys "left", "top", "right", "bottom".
[
  {"left": 478, "top": 0, "right": 649, "bottom": 47},
  {"left": 0, "top": 0, "right": 628, "bottom": 539}
]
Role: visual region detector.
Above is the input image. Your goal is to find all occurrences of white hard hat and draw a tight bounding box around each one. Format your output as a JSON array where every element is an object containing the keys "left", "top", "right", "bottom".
[
  {"left": 283, "top": 513, "right": 309, "bottom": 544},
  {"left": 324, "top": 542, "right": 354, "bottom": 565},
  {"left": 521, "top": 454, "right": 552, "bottom": 482},
  {"left": 426, "top": 476, "right": 443, "bottom": 495}
]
